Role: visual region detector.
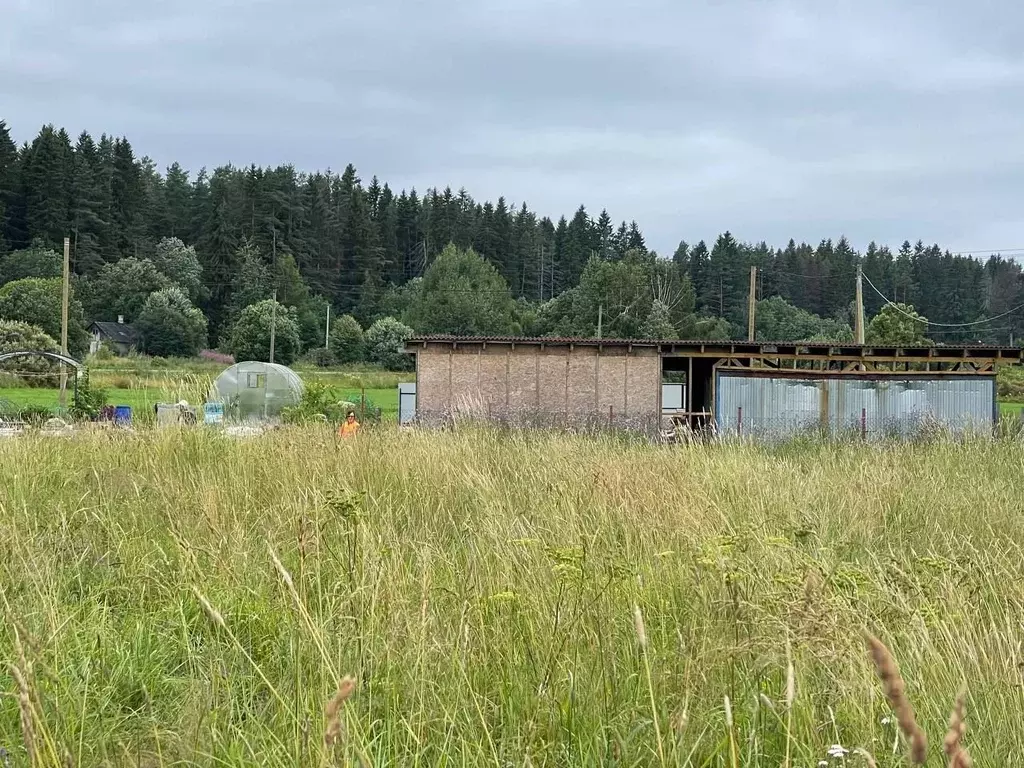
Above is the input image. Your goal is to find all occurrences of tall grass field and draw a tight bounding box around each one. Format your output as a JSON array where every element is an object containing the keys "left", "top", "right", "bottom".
[{"left": 0, "top": 427, "right": 1017, "bottom": 765}]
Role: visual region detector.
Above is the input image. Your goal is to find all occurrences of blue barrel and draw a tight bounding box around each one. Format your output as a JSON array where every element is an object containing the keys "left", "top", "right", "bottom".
[{"left": 114, "top": 405, "right": 132, "bottom": 425}]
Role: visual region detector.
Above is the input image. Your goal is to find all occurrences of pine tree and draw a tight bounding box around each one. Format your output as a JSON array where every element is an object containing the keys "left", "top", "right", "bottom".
[
  {"left": 69, "top": 131, "right": 106, "bottom": 274},
  {"left": 164, "top": 162, "right": 192, "bottom": 239},
  {"left": 596, "top": 209, "right": 613, "bottom": 260},
  {"left": 22, "top": 125, "right": 72, "bottom": 247},
  {"left": 0, "top": 120, "right": 23, "bottom": 253}
]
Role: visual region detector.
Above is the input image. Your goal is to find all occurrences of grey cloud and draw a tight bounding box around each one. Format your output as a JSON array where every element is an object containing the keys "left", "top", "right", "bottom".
[{"left": 3, "top": 0, "right": 1024, "bottom": 255}]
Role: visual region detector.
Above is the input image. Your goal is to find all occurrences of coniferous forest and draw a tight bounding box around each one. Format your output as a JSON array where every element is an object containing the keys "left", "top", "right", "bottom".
[{"left": 1, "top": 119, "right": 1022, "bottom": 365}]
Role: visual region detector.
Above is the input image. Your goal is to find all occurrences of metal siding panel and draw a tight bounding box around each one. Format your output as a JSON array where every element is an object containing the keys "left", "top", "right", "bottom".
[
  {"left": 717, "top": 373, "right": 823, "bottom": 437},
  {"left": 398, "top": 383, "right": 417, "bottom": 424},
  {"left": 829, "top": 377, "right": 994, "bottom": 437},
  {"left": 720, "top": 373, "right": 995, "bottom": 439}
]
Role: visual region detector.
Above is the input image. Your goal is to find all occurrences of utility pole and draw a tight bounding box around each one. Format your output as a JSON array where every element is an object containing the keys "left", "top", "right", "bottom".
[
  {"left": 747, "top": 265, "right": 757, "bottom": 341},
  {"left": 597, "top": 304, "right": 603, "bottom": 339},
  {"left": 325, "top": 304, "right": 331, "bottom": 349},
  {"left": 855, "top": 264, "right": 865, "bottom": 345},
  {"left": 269, "top": 226, "right": 278, "bottom": 364},
  {"left": 59, "top": 237, "right": 70, "bottom": 410},
  {"left": 269, "top": 289, "right": 277, "bottom": 364}
]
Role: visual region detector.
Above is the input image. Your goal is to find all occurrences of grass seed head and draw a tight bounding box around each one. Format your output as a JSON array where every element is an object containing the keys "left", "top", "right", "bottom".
[
  {"left": 632, "top": 604, "right": 648, "bottom": 649},
  {"left": 866, "top": 633, "right": 927, "bottom": 764},
  {"left": 192, "top": 587, "right": 226, "bottom": 630},
  {"left": 324, "top": 675, "right": 356, "bottom": 749},
  {"left": 943, "top": 689, "right": 972, "bottom": 768},
  {"left": 10, "top": 662, "right": 35, "bottom": 765}
]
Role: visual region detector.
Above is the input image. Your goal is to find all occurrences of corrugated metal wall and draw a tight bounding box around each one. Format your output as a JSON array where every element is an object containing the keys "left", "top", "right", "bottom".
[{"left": 716, "top": 373, "right": 996, "bottom": 439}]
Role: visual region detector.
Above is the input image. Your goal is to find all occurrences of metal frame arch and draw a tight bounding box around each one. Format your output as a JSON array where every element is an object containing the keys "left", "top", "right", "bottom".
[{"left": 0, "top": 350, "right": 84, "bottom": 370}]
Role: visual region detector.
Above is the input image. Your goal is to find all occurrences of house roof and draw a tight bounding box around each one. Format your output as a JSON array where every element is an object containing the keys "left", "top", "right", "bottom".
[{"left": 90, "top": 321, "right": 138, "bottom": 345}]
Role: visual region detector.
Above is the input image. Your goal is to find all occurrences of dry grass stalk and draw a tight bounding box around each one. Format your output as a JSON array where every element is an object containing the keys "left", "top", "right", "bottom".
[
  {"left": 324, "top": 675, "right": 357, "bottom": 750},
  {"left": 943, "top": 689, "right": 972, "bottom": 768},
  {"left": 10, "top": 662, "right": 35, "bottom": 765},
  {"left": 866, "top": 633, "right": 927, "bottom": 764},
  {"left": 192, "top": 587, "right": 226, "bottom": 630},
  {"left": 854, "top": 747, "right": 878, "bottom": 767}
]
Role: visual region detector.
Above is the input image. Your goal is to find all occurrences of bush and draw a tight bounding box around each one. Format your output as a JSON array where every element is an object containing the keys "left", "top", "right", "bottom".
[
  {"left": 304, "top": 347, "right": 336, "bottom": 368},
  {"left": 69, "top": 371, "right": 108, "bottom": 421},
  {"left": 0, "top": 241, "right": 62, "bottom": 284},
  {"left": 0, "top": 277, "right": 90, "bottom": 358},
  {"left": 136, "top": 287, "right": 209, "bottom": 358},
  {"left": 0, "top": 320, "right": 62, "bottom": 386},
  {"left": 365, "top": 316, "right": 414, "bottom": 371},
  {"left": 84, "top": 258, "right": 171, "bottom": 322},
  {"left": 150, "top": 237, "right": 204, "bottom": 302},
  {"left": 199, "top": 349, "right": 235, "bottom": 365},
  {"left": 227, "top": 300, "right": 302, "bottom": 365},
  {"left": 329, "top": 314, "right": 365, "bottom": 364}
]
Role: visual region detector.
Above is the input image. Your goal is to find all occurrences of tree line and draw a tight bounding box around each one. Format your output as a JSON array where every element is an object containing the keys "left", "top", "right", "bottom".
[{"left": 0, "top": 118, "right": 1021, "bottom": 369}]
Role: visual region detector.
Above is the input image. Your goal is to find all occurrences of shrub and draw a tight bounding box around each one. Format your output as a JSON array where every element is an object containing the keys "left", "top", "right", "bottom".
[
  {"left": 0, "top": 320, "right": 62, "bottom": 386},
  {"left": 136, "top": 287, "right": 209, "bottom": 358},
  {"left": 305, "top": 347, "right": 336, "bottom": 368},
  {"left": 199, "top": 349, "right": 235, "bottom": 365},
  {"left": 329, "top": 314, "right": 365, "bottom": 364},
  {"left": 0, "top": 277, "right": 90, "bottom": 358},
  {"left": 364, "top": 316, "right": 414, "bottom": 371},
  {"left": 227, "top": 300, "right": 302, "bottom": 365}
]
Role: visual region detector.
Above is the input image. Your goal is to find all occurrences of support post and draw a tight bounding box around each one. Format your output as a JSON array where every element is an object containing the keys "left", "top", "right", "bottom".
[
  {"left": 269, "top": 289, "right": 277, "bottom": 364},
  {"left": 59, "top": 237, "right": 70, "bottom": 410},
  {"left": 737, "top": 406, "right": 742, "bottom": 436},
  {"left": 597, "top": 304, "right": 602, "bottom": 339},
  {"left": 861, "top": 407, "right": 867, "bottom": 440},
  {"left": 855, "top": 264, "right": 865, "bottom": 345},
  {"left": 747, "top": 265, "right": 757, "bottom": 341},
  {"left": 325, "top": 304, "right": 331, "bottom": 349}
]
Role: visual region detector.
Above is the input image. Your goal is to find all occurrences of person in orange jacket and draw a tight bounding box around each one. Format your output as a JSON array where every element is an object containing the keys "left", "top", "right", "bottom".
[{"left": 338, "top": 410, "right": 360, "bottom": 438}]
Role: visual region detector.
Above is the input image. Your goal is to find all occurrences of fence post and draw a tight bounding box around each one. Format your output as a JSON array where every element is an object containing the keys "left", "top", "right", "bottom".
[
  {"left": 361, "top": 386, "right": 366, "bottom": 422},
  {"left": 737, "top": 406, "right": 742, "bottom": 436},
  {"left": 861, "top": 408, "right": 867, "bottom": 440},
  {"left": 608, "top": 404, "right": 614, "bottom": 428}
]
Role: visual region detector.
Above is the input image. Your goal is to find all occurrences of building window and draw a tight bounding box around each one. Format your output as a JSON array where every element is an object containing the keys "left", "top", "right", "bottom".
[{"left": 247, "top": 373, "right": 267, "bottom": 389}]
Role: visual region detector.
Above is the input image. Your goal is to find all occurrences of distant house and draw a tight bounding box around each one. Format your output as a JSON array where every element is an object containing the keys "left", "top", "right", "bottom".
[{"left": 89, "top": 316, "right": 139, "bottom": 356}]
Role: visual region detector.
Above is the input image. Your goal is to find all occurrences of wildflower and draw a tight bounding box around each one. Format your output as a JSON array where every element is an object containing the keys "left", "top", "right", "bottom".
[
  {"left": 828, "top": 744, "right": 850, "bottom": 758},
  {"left": 881, "top": 716, "right": 892, "bottom": 726},
  {"left": 819, "top": 762, "right": 829, "bottom": 767}
]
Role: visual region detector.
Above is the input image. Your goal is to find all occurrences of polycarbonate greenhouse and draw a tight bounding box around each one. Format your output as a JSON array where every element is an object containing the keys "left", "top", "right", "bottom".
[{"left": 209, "top": 361, "right": 304, "bottom": 421}]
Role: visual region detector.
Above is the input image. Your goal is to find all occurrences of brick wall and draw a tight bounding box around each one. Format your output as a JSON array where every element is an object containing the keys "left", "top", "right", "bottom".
[{"left": 414, "top": 343, "right": 661, "bottom": 426}]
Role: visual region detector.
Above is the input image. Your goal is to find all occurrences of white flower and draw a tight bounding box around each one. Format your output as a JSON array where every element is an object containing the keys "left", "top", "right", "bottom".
[
  {"left": 818, "top": 762, "right": 829, "bottom": 767},
  {"left": 827, "top": 744, "right": 849, "bottom": 758},
  {"left": 881, "top": 715, "right": 892, "bottom": 726}
]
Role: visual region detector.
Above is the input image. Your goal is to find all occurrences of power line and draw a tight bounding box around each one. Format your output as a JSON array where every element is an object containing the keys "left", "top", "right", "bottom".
[{"left": 861, "top": 271, "right": 1024, "bottom": 328}]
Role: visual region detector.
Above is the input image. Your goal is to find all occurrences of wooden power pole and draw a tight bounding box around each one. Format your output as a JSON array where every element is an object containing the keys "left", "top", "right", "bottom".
[
  {"left": 747, "top": 265, "right": 757, "bottom": 341},
  {"left": 855, "top": 264, "right": 865, "bottom": 344},
  {"left": 59, "top": 237, "right": 70, "bottom": 409},
  {"left": 269, "top": 289, "right": 277, "bottom": 364}
]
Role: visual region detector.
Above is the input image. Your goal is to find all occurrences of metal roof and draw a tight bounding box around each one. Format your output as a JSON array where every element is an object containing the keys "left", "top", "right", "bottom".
[
  {"left": 407, "top": 334, "right": 1022, "bottom": 354},
  {"left": 90, "top": 321, "right": 138, "bottom": 344}
]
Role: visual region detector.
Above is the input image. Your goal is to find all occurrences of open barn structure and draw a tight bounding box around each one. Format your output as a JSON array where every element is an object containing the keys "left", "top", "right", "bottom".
[{"left": 404, "top": 336, "right": 1023, "bottom": 439}]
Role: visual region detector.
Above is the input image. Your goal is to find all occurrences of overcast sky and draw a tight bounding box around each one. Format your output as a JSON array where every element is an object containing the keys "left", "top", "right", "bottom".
[{"left": 3, "top": 0, "right": 1023, "bottom": 257}]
